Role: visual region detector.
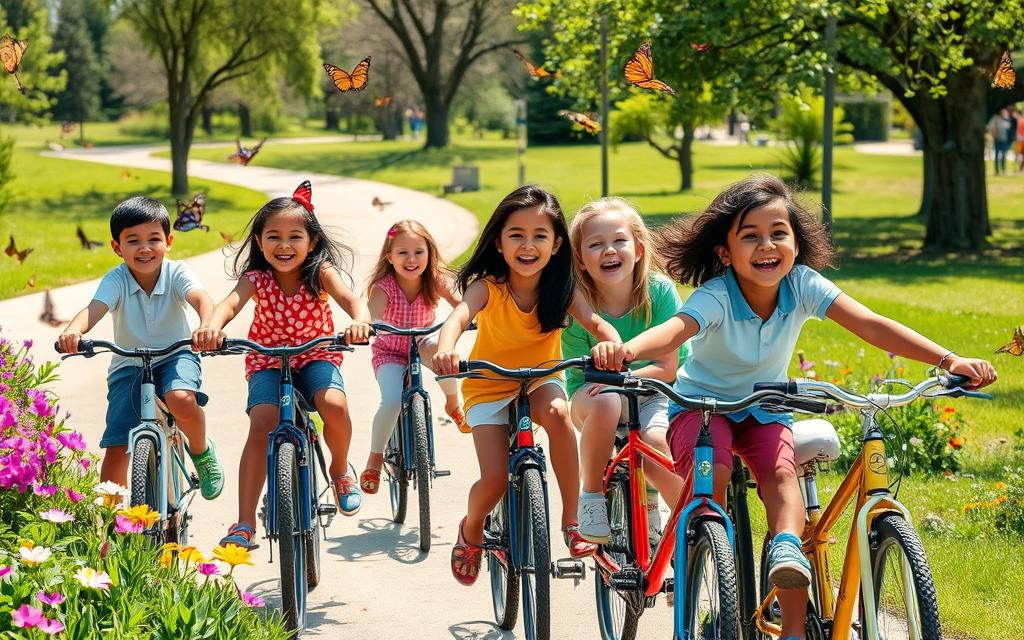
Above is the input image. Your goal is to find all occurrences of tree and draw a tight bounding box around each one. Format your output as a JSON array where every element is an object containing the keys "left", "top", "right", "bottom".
[
  {"left": 771, "top": 88, "right": 854, "bottom": 187},
  {"left": 0, "top": 1, "right": 66, "bottom": 122},
  {"left": 359, "top": 0, "right": 522, "bottom": 148},
  {"left": 120, "top": 0, "right": 323, "bottom": 195},
  {"left": 52, "top": 0, "right": 102, "bottom": 137}
]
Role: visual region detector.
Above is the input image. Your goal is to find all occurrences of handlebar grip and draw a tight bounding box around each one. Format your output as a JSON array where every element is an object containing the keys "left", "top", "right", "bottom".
[
  {"left": 459, "top": 361, "right": 469, "bottom": 373},
  {"left": 782, "top": 398, "right": 828, "bottom": 414},
  {"left": 53, "top": 341, "right": 62, "bottom": 354},
  {"left": 753, "top": 381, "right": 799, "bottom": 394},
  {"left": 946, "top": 374, "right": 971, "bottom": 388},
  {"left": 583, "top": 369, "right": 628, "bottom": 386}
]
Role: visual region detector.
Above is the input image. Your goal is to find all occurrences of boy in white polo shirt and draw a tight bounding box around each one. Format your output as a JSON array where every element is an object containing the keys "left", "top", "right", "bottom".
[{"left": 58, "top": 196, "right": 224, "bottom": 500}]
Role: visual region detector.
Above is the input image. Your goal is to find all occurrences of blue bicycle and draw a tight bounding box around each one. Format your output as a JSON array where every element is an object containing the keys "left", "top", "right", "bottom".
[{"left": 210, "top": 335, "right": 352, "bottom": 635}]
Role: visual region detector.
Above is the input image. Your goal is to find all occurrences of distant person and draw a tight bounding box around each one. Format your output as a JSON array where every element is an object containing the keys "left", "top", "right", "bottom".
[
  {"left": 1014, "top": 106, "right": 1024, "bottom": 172},
  {"left": 738, "top": 114, "right": 751, "bottom": 144},
  {"left": 990, "top": 108, "right": 1013, "bottom": 175}
]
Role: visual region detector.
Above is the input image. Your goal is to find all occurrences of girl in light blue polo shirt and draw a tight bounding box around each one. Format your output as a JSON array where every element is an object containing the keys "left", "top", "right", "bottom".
[{"left": 592, "top": 174, "right": 997, "bottom": 640}]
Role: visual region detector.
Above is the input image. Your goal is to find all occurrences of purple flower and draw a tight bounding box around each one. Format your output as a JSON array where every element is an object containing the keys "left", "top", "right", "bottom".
[
  {"left": 37, "top": 591, "right": 64, "bottom": 606},
  {"left": 22, "top": 339, "right": 33, "bottom": 349},
  {"left": 197, "top": 562, "right": 220, "bottom": 576},
  {"left": 0, "top": 565, "right": 11, "bottom": 579},
  {"left": 886, "top": 351, "right": 896, "bottom": 359},
  {"left": 799, "top": 358, "right": 815, "bottom": 372},
  {"left": 1, "top": 370, "right": 11, "bottom": 379},
  {"left": 240, "top": 591, "right": 265, "bottom": 608},
  {"left": 78, "top": 458, "right": 91, "bottom": 472},
  {"left": 57, "top": 431, "right": 86, "bottom": 451},
  {"left": 38, "top": 617, "right": 64, "bottom": 635},
  {"left": 33, "top": 484, "right": 58, "bottom": 497},
  {"left": 115, "top": 514, "right": 143, "bottom": 534},
  {"left": 11, "top": 604, "right": 45, "bottom": 628},
  {"left": 66, "top": 488, "right": 85, "bottom": 503},
  {"left": 26, "top": 389, "right": 54, "bottom": 418},
  {"left": 40, "top": 436, "right": 59, "bottom": 465}
]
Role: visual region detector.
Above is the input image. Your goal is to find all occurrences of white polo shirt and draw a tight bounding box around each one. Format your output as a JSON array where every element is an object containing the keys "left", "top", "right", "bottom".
[
  {"left": 669, "top": 264, "right": 842, "bottom": 424},
  {"left": 92, "top": 259, "right": 202, "bottom": 376}
]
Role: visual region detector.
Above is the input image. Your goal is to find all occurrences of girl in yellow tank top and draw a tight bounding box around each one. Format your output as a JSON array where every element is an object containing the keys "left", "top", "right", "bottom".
[{"left": 433, "top": 185, "right": 620, "bottom": 586}]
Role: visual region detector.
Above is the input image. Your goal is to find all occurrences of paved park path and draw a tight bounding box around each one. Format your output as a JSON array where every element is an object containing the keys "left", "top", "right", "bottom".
[{"left": 2, "top": 144, "right": 676, "bottom": 638}]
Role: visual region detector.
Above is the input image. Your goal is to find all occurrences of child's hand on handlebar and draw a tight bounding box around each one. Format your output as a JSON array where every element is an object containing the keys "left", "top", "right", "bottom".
[
  {"left": 344, "top": 322, "right": 372, "bottom": 345},
  {"left": 192, "top": 327, "right": 225, "bottom": 352},
  {"left": 432, "top": 351, "right": 460, "bottom": 376},
  {"left": 591, "top": 340, "right": 634, "bottom": 371},
  {"left": 945, "top": 356, "right": 997, "bottom": 389},
  {"left": 57, "top": 332, "right": 82, "bottom": 354}
]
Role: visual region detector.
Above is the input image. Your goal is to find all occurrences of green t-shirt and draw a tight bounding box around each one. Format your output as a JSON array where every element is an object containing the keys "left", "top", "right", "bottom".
[{"left": 562, "top": 273, "right": 692, "bottom": 399}]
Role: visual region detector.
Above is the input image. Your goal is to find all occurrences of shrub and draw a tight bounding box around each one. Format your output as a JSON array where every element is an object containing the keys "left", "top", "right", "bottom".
[
  {"left": 771, "top": 88, "right": 854, "bottom": 187},
  {"left": 963, "top": 469, "right": 1024, "bottom": 537}
]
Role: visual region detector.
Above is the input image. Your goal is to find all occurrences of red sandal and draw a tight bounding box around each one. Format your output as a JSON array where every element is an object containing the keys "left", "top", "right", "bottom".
[
  {"left": 446, "top": 406, "right": 472, "bottom": 434},
  {"left": 564, "top": 524, "right": 598, "bottom": 558},
  {"left": 360, "top": 467, "right": 381, "bottom": 494},
  {"left": 451, "top": 517, "right": 483, "bottom": 586}
]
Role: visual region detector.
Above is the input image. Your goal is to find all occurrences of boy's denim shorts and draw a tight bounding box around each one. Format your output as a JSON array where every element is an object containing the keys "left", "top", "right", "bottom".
[
  {"left": 102, "top": 350, "right": 207, "bottom": 448},
  {"left": 246, "top": 360, "right": 345, "bottom": 413}
]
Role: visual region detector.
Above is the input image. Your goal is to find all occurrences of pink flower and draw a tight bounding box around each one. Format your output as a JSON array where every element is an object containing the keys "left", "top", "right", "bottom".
[
  {"left": 40, "top": 509, "right": 75, "bottom": 524},
  {"left": 26, "top": 389, "right": 54, "bottom": 418},
  {"left": 799, "top": 358, "right": 815, "bottom": 372},
  {"left": 57, "top": 431, "right": 86, "bottom": 451},
  {"left": 33, "top": 484, "right": 58, "bottom": 497},
  {"left": 11, "top": 604, "right": 45, "bottom": 628},
  {"left": 38, "top": 617, "right": 65, "bottom": 635},
  {"left": 240, "top": 591, "right": 265, "bottom": 608},
  {"left": 37, "top": 591, "right": 64, "bottom": 606},
  {"left": 0, "top": 565, "right": 11, "bottom": 580},
  {"left": 115, "top": 514, "right": 143, "bottom": 534},
  {"left": 78, "top": 458, "right": 91, "bottom": 472},
  {"left": 66, "top": 488, "right": 85, "bottom": 503},
  {"left": 197, "top": 562, "right": 220, "bottom": 576}
]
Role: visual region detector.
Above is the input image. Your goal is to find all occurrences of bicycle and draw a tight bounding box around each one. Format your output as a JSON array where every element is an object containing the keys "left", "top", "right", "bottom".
[
  {"left": 440, "top": 357, "right": 592, "bottom": 640},
  {"left": 731, "top": 373, "right": 991, "bottom": 640},
  {"left": 55, "top": 338, "right": 200, "bottom": 545},
  {"left": 208, "top": 335, "right": 353, "bottom": 635},
  {"left": 580, "top": 366, "right": 823, "bottom": 640}
]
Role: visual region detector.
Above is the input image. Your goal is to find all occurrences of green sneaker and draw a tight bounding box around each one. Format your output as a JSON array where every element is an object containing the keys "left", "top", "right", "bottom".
[{"left": 190, "top": 438, "right": 224, "bottom": 500}]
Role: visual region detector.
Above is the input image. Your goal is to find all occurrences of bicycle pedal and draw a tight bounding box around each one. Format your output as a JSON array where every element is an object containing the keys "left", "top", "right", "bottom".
[
  {"left": 318, "top": 502, "right": 337, "bottom": 517},
  {"left": 434, "top": 469, "right": 451, "bottom": 477},
  {"left": 609, "top": 567, "right": 644, "bottom": 591},
  {"left": 551, "top": 558, "right": 585, "bottom": 584}
]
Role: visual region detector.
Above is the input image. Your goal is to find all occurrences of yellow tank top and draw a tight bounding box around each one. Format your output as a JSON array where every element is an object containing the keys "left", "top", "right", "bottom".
[{"left": 462, "top": 278, "right": 564, "bottom": 411}]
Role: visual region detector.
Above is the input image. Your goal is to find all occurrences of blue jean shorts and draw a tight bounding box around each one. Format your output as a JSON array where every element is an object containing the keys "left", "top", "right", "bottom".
[
  {"left": 102, "top": 350, "right": 207, "bottom": 448},
  {"left": 246, "top": 359, "right": 345, "bottom": 413}
]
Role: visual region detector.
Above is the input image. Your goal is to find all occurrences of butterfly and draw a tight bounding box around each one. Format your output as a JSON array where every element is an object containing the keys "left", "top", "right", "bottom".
[
  {"left": 624, "top": 42, "right": 676, "bottom": 95},
  {"left": 5, "top": 235, "right": 32, "bottom": 263},
  {"left": 512, "top": 49, "right": 556, "bottom": 78},
  {"left": 39, "top": 290, "right": 66, "bottom": 327},
  {"left": 371, "top": 196, "right": 392, "bottom": 211},
  {"left": 690, "top": 42, "right": 711, "bottom": 53},
  {"left": 1, "top": 33, "right": 27, "bottom": 93},
  {"left": 995, "top": 326, "right": 1024, "bottom": 356},
  {"left": 992, "top": 51, "right": 1016, "bottom": 89},
  {"left": 227, "top": 139, "right": 265, "bottom": 165},
  {"left": 76, "top": 225, "right": 103, "bottom": 249},
  {"left": 219, "top": 230, "right": 234, "bottom": 244},
  {"left": 324, "top": 57, "right": 371, "bottom": 92},
  {"left": 374, "top": 96, "right": 392, "bottom": 107},
  {"left": 174, "top": 193, "right": 209, "bottom": 232},
  {"left": 121, "top": 169, "right": 131, "bottom": 181},
  {"left": 24, "top": 274, "right": 35, "bottom": 289},
  {"left": 558, "top": 109, "right": 601, "bottom": 135},
  {"left": 291, "top": 180, "right": 314, "bottom": 213}
]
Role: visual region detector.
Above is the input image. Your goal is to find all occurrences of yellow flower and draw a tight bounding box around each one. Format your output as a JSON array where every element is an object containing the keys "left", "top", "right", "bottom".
[
  {"left": 178, "top": 546, "right": 205, "bottom": 564},
  {"left": 160, "top": 549, "right": 173, "bottom": 568},
  {"left": 964, "top": 503, "right": 977, "bottom": 510},
  {"left": 162, "top": 543, "right": 180, "bottom": 553},
  {"left": 840, "top": 367, "right": 853, "bottom": 375},
  {"left": 18, "top": 538, "right": 34, "bottom": 550},
  {"left": 120, "top": 504, "right": 159, "bottom": 528},
  {"left": 995, "top": 482, "right": 1007, "bottom": 490},
  {"left": 213, "top": 544, "right": 254, "bottom": 568},
  {"left": 997, "top": 495, "right": 1007, "bottom": 503},
  {"left": 895, "top": 366, "right": 905, "bottom": 376}
]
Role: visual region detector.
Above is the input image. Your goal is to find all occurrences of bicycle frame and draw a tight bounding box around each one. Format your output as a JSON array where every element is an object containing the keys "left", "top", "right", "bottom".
[
  {"left": 393, "top": 334, "right": 436, "bottom": 477},
  {"left": 753, "top": 410, "right": 910, "bottom": 640}
]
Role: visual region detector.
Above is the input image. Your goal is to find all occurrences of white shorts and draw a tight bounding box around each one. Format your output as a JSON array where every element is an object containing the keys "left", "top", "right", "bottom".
[
  {"left": 465, "top": 377, "right": 566, "bottom": 429},
  {"left": 572, "top": 383, "right": 670, "bottom": 435}
]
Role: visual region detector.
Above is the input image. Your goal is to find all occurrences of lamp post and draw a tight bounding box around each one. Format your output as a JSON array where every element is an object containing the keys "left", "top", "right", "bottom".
[
  {"left": 822, "top": 13, "right": 837, "bottom": 235},
  {"left": 600, "top": 13, "right": 610, "bottom": 197},
  {"left": 515, "top": 98, "right": 527, "bottom": 186}
]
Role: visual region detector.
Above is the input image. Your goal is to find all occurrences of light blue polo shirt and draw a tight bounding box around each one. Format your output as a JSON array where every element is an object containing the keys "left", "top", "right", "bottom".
[
  {"left": 92, "top": 259, "right": 202, "bottom": 376},
  {"left": 668, "top": 264, "right": 841, "bottom": 425}
]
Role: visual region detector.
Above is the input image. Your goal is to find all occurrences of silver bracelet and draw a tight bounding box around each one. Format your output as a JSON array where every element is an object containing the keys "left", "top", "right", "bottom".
[{"left": 937, "top": 351, "right": 956, "bottom": 370}]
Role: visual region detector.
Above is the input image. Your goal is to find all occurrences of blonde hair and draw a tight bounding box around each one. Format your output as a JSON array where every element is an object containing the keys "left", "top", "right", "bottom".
[
  {"left": 569, "top": 197, "right": 660, "bottom": 324},
  {"left": 366, "top": 220, "right": 450, "bottom": 307}
]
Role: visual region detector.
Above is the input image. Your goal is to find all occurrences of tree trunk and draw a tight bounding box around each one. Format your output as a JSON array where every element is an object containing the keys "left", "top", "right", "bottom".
[
  {"left": 325, "top": 108, "right": 339, "bottom": 131},
  {"left": 378, "top": 106, "right": 401, "bottom": 140},
  {"left": 678, "top": 124, "right": 695, "bottom": 191},
  {"left": 914, "top": 71, "right": 991, "bottom": 250},
  {"left": 423, "top": 91, "right": 449, "bottom": 148},
  {"left": 201, "top": 106, "right": 213, "bottom": 136},
  {"left": 169, "top": 92, "right": 194, "bottom": 197},
  {"left": 239, "top": 103, "right": 253, "bottom": 138}
]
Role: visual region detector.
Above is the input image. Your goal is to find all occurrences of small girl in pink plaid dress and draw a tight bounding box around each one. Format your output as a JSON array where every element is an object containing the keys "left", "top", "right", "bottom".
[{"left": 360, "top": 220, "right": 467, "bottom": 494}]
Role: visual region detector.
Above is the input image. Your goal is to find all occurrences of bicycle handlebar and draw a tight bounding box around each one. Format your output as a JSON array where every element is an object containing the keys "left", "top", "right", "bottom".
[
  {"left": 370, "top": 321, "right": 477, "bottom": 338},
  {"left": 452, "top": 356, "right": 593, "bottom": 381},
  {"left": 206, "top": 335, "right": 354, "bottom": 358},
  {"left": 753, "top": 373, "right": 992, "bottom": 410},
  {"left": 54, "top": 338, "right": 194, "bottom": 358}
]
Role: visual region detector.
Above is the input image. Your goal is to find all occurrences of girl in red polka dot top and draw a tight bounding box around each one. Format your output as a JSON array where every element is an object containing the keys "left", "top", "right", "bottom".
[{"left": 195, "top": 181, "right": 373, "bottom": 549}]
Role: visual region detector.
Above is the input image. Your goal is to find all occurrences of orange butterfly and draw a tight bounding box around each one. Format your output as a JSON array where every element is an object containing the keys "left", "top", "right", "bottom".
[
  {"left": 995, "top": 326, "right": 1024, "bottom": 356},
  {"left": 24, "top": 274, "right": 35, "bottom": 289},
  {"left": 5, "top": 235, "right": 32, "bottom": 263},
  {"left": 121, "top": 169, "right": 131, "bottom": 181},
  {"left": 992, "top": 51, "right": 1016, "bottom": 89},
  {"left": 324, "top": 57, "right": 371, "bottom": 92},
  {"left": 624, "top": 42, "right": 676, "bottom": 95},
  {"left": 559, "top": 110, "right": 601, "bottom": 135},
  {"left": 219, "top": 230, "right": 235, "bottom": 244},
  {"left": 77, "top": 225, "right": 103, "bottom": 250},
  {"left": 39, "top": 290, "right": 66, "bottom": 327},
  {"left": 1, "top": 33, "right": 27, "bottom": 93},
  {"left": 374, "top": 96, "right": 392, "bottom": 107},
  {"left": 513, "top": 49, "right": 556, "bottom": 78},
  {"left": 690, "top": 42, "right": 711, "bottom": 53}
]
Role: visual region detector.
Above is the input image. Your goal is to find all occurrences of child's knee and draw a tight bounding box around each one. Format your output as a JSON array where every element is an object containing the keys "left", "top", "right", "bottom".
[
  {"left": 163, "top": 389, "right": 198, "bottom": 414},
  {"left": 539, "top": 401, "right": 571, "bottom": 429}
]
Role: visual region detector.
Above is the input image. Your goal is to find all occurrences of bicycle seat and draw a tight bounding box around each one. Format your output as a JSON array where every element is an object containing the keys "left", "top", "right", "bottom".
[{"left": 792, "top": 418, "right": 840, "bottom": 468}]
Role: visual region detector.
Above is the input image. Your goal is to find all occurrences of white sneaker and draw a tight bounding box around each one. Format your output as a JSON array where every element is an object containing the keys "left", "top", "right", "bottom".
[
  {"left": 577, "top": 492, "right": 611, "bottom": 543},
  {"left": 647, "top": 488, "right": 663, "bottom": 545}
]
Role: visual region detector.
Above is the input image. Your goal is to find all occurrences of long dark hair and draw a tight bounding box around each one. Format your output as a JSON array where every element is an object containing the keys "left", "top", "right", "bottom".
[
  {"left": 230, "top": 198, "right": 355, "bottom": 297},
  {"left": 657, "top": 173, "right": 835, "bottom": 287},
  {"left": 458, "top": 185, "right": 574, "bottom": 333}
]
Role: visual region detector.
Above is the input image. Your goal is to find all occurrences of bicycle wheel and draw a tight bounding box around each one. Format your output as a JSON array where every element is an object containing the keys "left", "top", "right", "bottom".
[
  {"left": 167, "top": 435, "right": 191, "bottom": 546},
  {"left": 385, "top": 420, "right": 408, "bottom": 524},
  {"left": 304, "top": 419, "right": 322, "bottom": 591},
  {"left": 595, "top": 473, "right": 640, "bottom": 640},
  {"left": 683, "top": 519, "right": 740, "bottom": 639},
  {"left": 488, "top": 494, "right": 520, "bottom": 630},
  {"left": 276, "top": 441, "right": 308, "bottom": 634},
  {"left": 728, "top": 462, "right": 759, "bottom": 640},
  {"left": 866, "top": 513, "right": 942, "bottom": 640},
  {"left": 130, "top": 435, "right": 160, "bottom": 537},
  {"left": 410, "top": 395, "right": 432, "bottom": 552},
  {"left": 520, "top": 467, "right": 550, "bottom": 640}
]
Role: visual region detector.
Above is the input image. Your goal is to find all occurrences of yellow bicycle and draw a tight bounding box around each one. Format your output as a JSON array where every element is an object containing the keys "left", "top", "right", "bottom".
[{"left": 731, "top": 373, "right": 990, "bottom": 640}]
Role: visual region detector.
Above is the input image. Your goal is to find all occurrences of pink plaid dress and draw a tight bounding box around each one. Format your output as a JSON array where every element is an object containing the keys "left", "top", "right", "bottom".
[{"left": 371, "top": 273, "right": 436, "bottom": 374}]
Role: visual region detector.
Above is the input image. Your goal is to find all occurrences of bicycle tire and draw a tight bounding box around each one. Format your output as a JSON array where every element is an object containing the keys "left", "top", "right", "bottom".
[
  {"left": 488, "top": 494, "right": 520, "bottom": 630},
  {"left": 130, "top": 435, "right": 161, "bottom": 536},
  {"left": 304, "top": 416, "right": 322, "bottom": 591},
  {"left": 276, "top": 441, "right": 307, "bottom": 635},
  {"left": 168, "top": 435, "right": 191, "bottom": 546},
  {"left": 411, "top": 395, "right": 432, "bottom": 552},
  {"left": 520, "top": 467, "right": 550, "bottom": 640},
  {"left": 386, "top": 420, "right": 408, "bottom": 524},
  {"left": 867, "top": 513, "right": 942, "bottom": 640},
  {"left": 728, "top": 462, "right": 759, "bottom": 640},
  {"left": 683, "top": 519, "right": 741, "bottom": 639},
  {"left": 595, "top": 472, "right": 640, "bottom": 640}
]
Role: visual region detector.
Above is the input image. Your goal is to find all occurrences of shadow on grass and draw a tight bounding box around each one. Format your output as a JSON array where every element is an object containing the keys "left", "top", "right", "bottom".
[
  {"left": 35, "top": 188, "right": 246, "bottom": 224},
  {"left": 268, "top": 144, "right": 513, "bottom": 177}
]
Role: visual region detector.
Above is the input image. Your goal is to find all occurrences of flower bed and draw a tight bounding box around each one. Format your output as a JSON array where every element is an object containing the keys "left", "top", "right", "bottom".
[{"left": 0, "top": 330, "right": 287, "bottom": 639}]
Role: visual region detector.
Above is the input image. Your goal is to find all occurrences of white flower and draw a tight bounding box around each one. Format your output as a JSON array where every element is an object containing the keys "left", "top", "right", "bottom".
[
  {"left": 74, "top": 567, "right": 113, "bottom": 590},
  {"left": 39, "top": 509, "right": 75, "bottom": 524},
  {"left": 18, "top": 546, "right": 52, "bottom": 566},
  {"left": 93, "top": 481, "right": 128, "bottom": 496},
  {"left": 909, "top": 437, "right": 924, "bottom": 447},
  {"left": 93, "top": 481, "right": 128, "bottom": 509}
]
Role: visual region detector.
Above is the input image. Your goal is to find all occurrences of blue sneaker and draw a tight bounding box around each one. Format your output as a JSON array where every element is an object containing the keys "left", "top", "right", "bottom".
[
  {"left": 767, "top": 532, "right": 811, "bottom": 589},
  {"left": 334, "top": 472, "right": 362, "bottom": 516}
]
